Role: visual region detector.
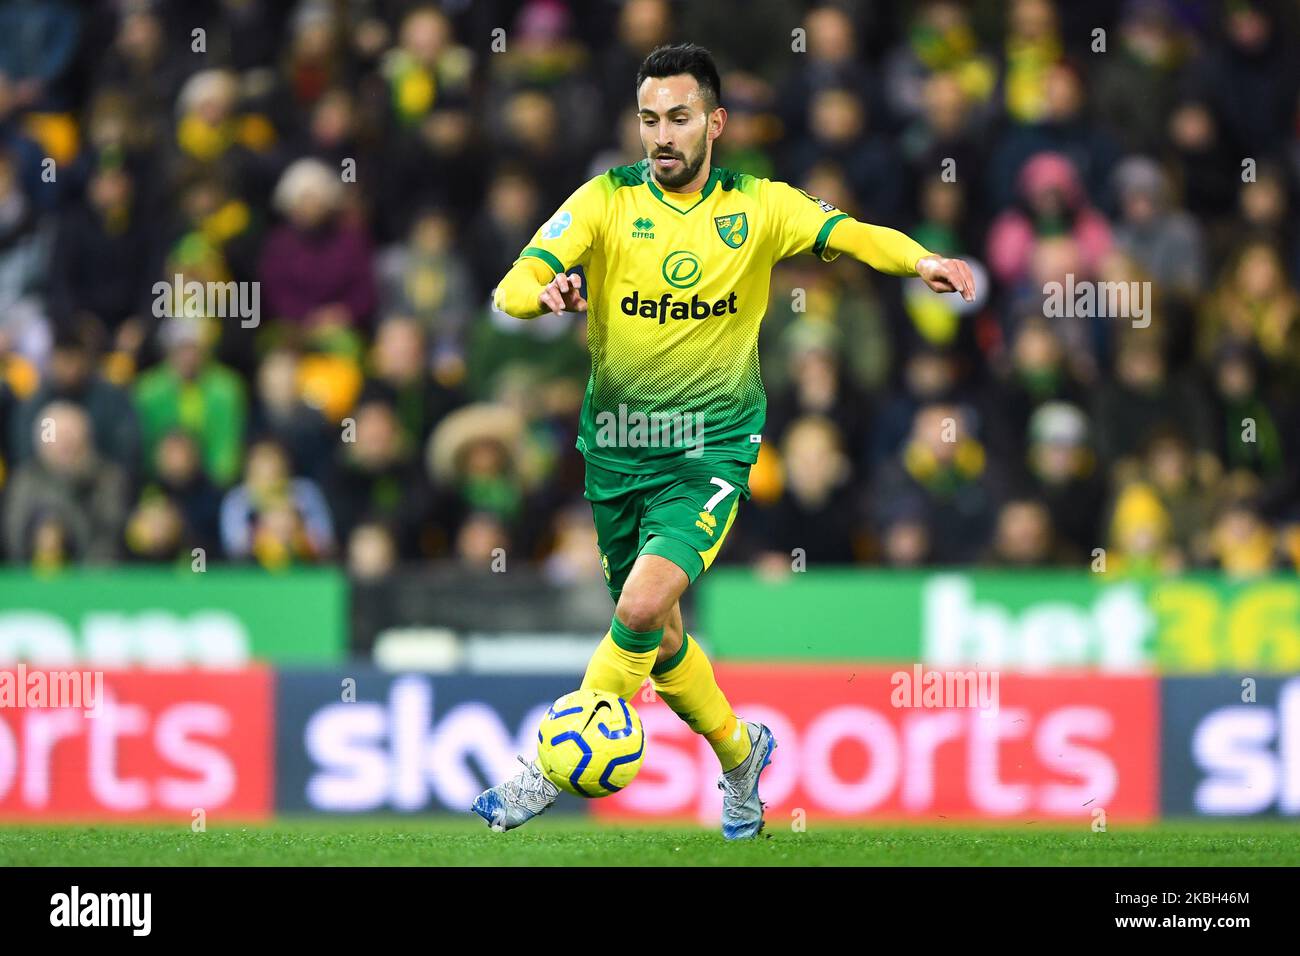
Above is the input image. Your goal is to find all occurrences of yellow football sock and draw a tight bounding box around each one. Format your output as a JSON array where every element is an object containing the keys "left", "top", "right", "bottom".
[
  {"left": 651, "top": 634, "right": 752, "bottom": 772},
  {"left": 580, "top": 617, "right": 662, "bottom": 700}
]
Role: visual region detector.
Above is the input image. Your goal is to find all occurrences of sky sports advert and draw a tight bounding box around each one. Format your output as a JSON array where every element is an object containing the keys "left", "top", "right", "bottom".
[{"left": 4, "top": 666, "right": 1294, "bottom": 822}]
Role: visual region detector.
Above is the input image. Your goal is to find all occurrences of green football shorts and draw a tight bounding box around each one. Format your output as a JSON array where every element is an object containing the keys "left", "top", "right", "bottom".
[{"left": 584, "top": 456, "right": 752, "bottom": 603}]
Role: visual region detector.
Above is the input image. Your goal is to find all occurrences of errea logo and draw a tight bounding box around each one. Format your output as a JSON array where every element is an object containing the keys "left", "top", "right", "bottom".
[{"left": 632, "top": 217, "right": 655, "bottom": 239}]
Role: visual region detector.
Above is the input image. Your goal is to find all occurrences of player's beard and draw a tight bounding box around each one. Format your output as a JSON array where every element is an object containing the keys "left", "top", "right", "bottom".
[{"left": 651, "top": 137, "right": 707, "bottom": 190}]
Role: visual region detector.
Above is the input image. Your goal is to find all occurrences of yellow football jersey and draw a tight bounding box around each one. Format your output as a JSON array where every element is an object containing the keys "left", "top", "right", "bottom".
[{"left": 512, "top": 159, "right": 849, "bottom": 474}]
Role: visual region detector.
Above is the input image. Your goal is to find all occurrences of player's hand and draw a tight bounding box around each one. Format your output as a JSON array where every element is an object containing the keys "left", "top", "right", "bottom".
[
  {"left": 538, "top": 271, "right": 588, "bottom": 315},
  {"left": 916, "top": 255, "right": 976, "bottom": 302}
]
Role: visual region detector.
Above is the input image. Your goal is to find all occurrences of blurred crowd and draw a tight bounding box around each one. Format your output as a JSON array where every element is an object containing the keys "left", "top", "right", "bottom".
[{"left": 0, "top": 0, "right": 1298, "bottom": 580}]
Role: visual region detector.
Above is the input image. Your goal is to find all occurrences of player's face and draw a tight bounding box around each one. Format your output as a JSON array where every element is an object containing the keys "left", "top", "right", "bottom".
[{"left": 636, "top": 74, "right": 723, "bottom": 190}]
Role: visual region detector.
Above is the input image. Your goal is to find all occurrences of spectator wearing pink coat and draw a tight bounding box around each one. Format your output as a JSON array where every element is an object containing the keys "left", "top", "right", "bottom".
[
  {"left": 260, "top": 158, "right": 378, "bottom": 331},
  {"left": 986, "top": 151, "right": 1112, "bottom": 287}
]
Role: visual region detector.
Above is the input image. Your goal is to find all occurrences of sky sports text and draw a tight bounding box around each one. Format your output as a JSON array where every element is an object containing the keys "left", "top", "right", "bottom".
[
  {"left": 6, "top": 670, "right": 1297, "bottom": 820},
  {"left": 0, "top": 665, "right": 102, "bottom": 717},
  {"left": 295, "top": 672, "right": 1139, "bottom": 820},
  {"left": 0, "top": 671, "right": 271, "bottom": 817},
  {"left": 50, "top": 886, "right": 151, "bottom": 936}
]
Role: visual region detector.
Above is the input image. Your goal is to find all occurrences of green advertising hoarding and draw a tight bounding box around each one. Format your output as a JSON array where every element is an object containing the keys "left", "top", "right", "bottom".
[
  {"left": 0, "top": 568, "right": 346, "bottom": 665},
  {"left": 696, "top": 569, "right": 1300, "bottom": 672}
]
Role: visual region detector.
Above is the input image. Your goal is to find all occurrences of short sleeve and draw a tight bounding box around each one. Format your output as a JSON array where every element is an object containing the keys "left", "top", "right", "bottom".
[
  {"left": 515, "top": 176, "right": 608, "bottom": 274},
  {"left": 764, "top": 179, "right": 851, "bottom": 263}
]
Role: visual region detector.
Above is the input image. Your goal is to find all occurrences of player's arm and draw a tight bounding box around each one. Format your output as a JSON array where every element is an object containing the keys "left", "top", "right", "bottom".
[
  {"left": 494, "top": 257, "right": 583, "bottom": 319},
  {"left": 824, "top": 220, "right": 932, "bottom": 276},
  {"left": 827, "top": 220, "right": 976, "bottom": 300},
  {"left": 492, "top": 176, "right": 605, "bottom": 319},
  {"left": 766, "top": 179, "right": 975, "bottom": 300}
]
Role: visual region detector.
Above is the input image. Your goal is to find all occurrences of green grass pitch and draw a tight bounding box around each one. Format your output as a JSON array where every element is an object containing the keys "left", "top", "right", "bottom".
[{"left": 2, "top": 818, "right": 1298, "bottom": 866}]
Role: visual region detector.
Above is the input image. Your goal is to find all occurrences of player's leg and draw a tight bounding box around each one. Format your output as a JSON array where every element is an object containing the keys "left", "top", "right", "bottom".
[
  {"left": 656, "top": 600, "right": 684, "bottom": 666},
  {"left": 581, "top": 552, "right": 686, "bottom": 698},
  {"left": 578, "top": 458, "right": 758, "bottom": 776},
  {"left": 472, "top": 460, "right": 654, "bottom": 830},
  {"left": 648, "top": 600, "right": 751, "bottom": 772},
  {"left": 579, "top": 550, "right": 758, "bottom": 781},
  {"left": 636, "top": 460, "right": 776, "bottom": 838},
  {"left": 578, "top": 464, "right": 672, "bottom": 698},
  {"left": 638, "top": 463, "right": 752, "bottom": 769},
  {"left": 579, "top": 464, "right": 732, "bottom": 709}
]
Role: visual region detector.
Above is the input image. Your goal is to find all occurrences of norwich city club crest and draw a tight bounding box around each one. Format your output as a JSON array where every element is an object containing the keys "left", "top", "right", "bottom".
[{"left": 714, "top": 212, "right": 748, "bottom": 248}]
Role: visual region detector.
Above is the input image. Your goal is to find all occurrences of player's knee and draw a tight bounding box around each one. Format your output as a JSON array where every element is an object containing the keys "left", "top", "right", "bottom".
[{"left": 614, "top": 590, "right": 670, "bottom": 637}]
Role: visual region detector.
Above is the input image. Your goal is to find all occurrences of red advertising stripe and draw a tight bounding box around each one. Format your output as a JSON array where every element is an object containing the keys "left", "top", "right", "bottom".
[
  {"left": 595, "top": 664, "right": 1158, "bottom": 823},
  {"left": 0, "top": 668, "right": 273, "bottom": 821}
]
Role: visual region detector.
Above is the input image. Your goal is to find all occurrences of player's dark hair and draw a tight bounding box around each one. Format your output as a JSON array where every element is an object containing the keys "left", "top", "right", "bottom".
[{"left": 636, "top": 43, "right": 722, "bottom": 110}]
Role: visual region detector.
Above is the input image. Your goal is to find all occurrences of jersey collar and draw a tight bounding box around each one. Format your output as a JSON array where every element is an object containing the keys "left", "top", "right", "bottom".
[{"left": 644, "top": 162, "right": 723, "bottom": 214}]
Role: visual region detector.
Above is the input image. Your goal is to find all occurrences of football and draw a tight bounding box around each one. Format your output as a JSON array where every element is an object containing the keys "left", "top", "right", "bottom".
[{"left": 536, "top": 689, "right": 646, "bottom": 797}]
